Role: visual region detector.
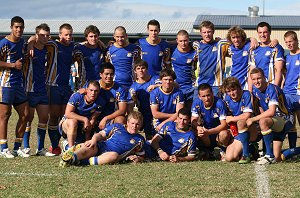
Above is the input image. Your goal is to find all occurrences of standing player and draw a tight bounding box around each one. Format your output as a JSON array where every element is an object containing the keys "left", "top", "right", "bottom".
[
  {"left": 129, "top": 59, "right": 161, "bottom": 140},
  {"left": 149, "top": 108, "right": 197, "bottom": 162},
  {"left": 250, "top": 22, "right": 285, "bottom": 86},
  {"left": 106, "top": 26, "right": 138, "bottom": 88},
  {"left": 191, "top": 83, "right": 231, "bottom": 157},
  {"left": 22, "top": 23, "right": 55, "bottom": 156},
  {"left": 150, "top": 69, "right": 184, "bottom": 131},
  {"left": 0, "top": 16, "right": 29, "bottom": 158},
  {"left": 137, "top": 19, "right": 171, "bottom": 76},
  {"left": 171, "top": 30, "right": 197, "bottom": 109},
  {"left": 247, "top": 68, "right": 292, "bottom": 164},
  {"left": 60, "top": 111, "right": 145, "bottom": 166}
]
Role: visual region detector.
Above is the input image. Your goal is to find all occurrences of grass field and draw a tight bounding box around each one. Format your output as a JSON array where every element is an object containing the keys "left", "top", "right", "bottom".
[{"left": 1, "top": 111, "right": 300, "bottom": 198}]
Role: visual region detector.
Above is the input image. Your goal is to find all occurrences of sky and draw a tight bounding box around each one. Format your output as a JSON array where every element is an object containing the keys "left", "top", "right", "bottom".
[{"left": 1, "top": 0, "right": 299, "bottom": 21}]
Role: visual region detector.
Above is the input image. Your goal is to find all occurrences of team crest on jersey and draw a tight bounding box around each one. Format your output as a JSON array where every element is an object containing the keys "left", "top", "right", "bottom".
[
  {"left": 127, "top": 52, "right": 132, "bottom": 57},
  {"left": 296, "top": 60, "right": 300, "bottom": 66},
  {"left": 242, "top": 51, "right": 248, "bottom": 56},
  {"left": 178, "top": 138, "right": 185, "bottom": 144},
  {"left": 130, "top": 139, "right": 136, "bottom": 144},
  {"left": 159, "top": 51, "right": 164, "bottom": 56},
  {"left": 265, "top": 51, "right": 271, "bottom": 56},
  {"left": 186, "top": 59, "right": 192, "bottom": 64},
  {"left": 212, "top": 46, "right": 217, "bottom": 52},
  {"left": 109, "top": 97, "right": 115, "bottom": 102}
]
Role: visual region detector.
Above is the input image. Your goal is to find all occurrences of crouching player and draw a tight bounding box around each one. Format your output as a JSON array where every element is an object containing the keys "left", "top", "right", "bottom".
[
  {"left": 59, "top": 80, "right": 106, "bottom": 150},
  {"left": 247, "top": 68, "right": 293, "bottom": 165},
  {"left": 222, "top": 77, "right": 257, "bottom": 164},
  {"left": 60, "top": 111, "right": 145, "bottom": 166},
  {"left": 147, "top": 108, "right": 196, "bottom": 162},
  {"left": 191, "top": 83, "right": 231, "bottom": 160}
]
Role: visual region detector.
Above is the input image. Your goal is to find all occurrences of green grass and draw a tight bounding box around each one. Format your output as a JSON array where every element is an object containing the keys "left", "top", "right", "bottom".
[{"left": 1, "top": 110, "right": 300, "bottom": 197}]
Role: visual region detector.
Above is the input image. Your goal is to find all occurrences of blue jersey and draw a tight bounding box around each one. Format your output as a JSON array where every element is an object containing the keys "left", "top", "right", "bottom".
[
  {"left": 191, "top": 96, "right": 227, "bottom": 129},
  {"left": 137, "top": 38, "right": 171, "bottom": 76},
  {"left": 171, "top": 47, "right": 197, "bottom": 95},
  {"left": 252, "top": 83, "right": 290, "bottom": 119},
  {"left": 67, "top": 92, "right": 105, "bottom": 118},
  {"left": 283, "top": 53, "right": 300, "bottom": 95},
  {"left": 158, "top": 121, "right": 196, "bottom": 156},
  {"left": 106, "top": 43, "right": 138, "bottom": 87},
  {"left": 0, "top": 37, "right": 25, "bottom": 87},
  {"left": 73, "top": 44, "right": 104, "bottom": 87},
  {"left": 192, "top": 40, "right": 229, "bottom": 87},
  {"left": 228, "top": 41, "right": 251, "bottom": 90},
  {"left": 150, "top": 87, "right": 184, "bottom": 126},
  {"left": 23, "top": 46, "right": 47, "bottom": 93},
  {"left": 99, "top": 81, "right": 128, "bottom": 117},
  {"left": 101, "top": 123, "right": 145, "bottom": 156},
  {"left": 224, "top": 90, "right": 253, "bottom": 116},
  {"left": 250, "top": 44, "right": 285, "bottom": 84},
  {"left": 46, "top": 40, "right": 74, "bottom": 86}
]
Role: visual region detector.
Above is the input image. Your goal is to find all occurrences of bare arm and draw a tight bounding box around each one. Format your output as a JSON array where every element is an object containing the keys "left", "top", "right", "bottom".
[{"left": 274, "top": 60, "right": 284, "bottom": 86}]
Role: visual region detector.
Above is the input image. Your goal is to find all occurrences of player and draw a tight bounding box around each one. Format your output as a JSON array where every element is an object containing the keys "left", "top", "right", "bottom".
[
  {"left": 250, "top": 22, "right": 285, "bottom": 86},
  {"left": 73, "top": 25, "right": 105, "bottom": 87},
  {"left": 150, "top": 68, "right": 184, "bottom": 131},
  {"left": 106, "top": 26, "right": 138, "bottom": 88},
  {"left": 59, "top": 80, "right": 105, "bottom": 149},
  {"left": 282, "top": 31, "right": 300, "bottom": 148},
  {"left": 0, "top": 16, "right": 30, "bottom": 158},
  {"left": 129, "top": 59, "right": 161, "bottom": 140},
  {"left": 247, "top": 68, "right": 293, "bottom": 164},
  {"left": 171, "top": 30, "right": 197, "bottom": 109},
  {"left": 59, "top": 111, "right": 145, "bottom": 166},
  {"left": 148, "top": 108, "right": 197, "bottom": 162},
  {"left": 137, "top": 19, "right": 171, "bottom": 76},
  {"left": 221, "top": 77, "right": 257, "bottom": 163},
  {"left": 22, "top": 23, "right": 55, "bottom": 156},
  {"left": 191, "top": 83, "right": 231, "bottom": 158}
]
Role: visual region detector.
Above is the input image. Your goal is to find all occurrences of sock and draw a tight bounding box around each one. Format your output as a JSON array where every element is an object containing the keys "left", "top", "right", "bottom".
[
  {"left": 282, "top": 147, "right": 300, "bottom": 160},
  {"left": 37, "top": 123, "right": 47, "bottom": 151},
  {"left": 48, "top": 125, "right": 59, "bottom": 148},
  {"left": 238, "top": 129, "right": 250, "bottom": 158},
  {"left": 23, "top": 124, "right": 31, "bottom": 148},
  {"left": 288, "top": 131, "right": 297, "bottom": 149},
  {"left": 0, "top": 139, "right": 8, "bottom": 151},
  {"left": 73, "top": 153, "right": 78, "bottom": 164},
  {"left": 89, "top": 157, "right": 98, "bottom": 165},
  {"left": 261, "top": 129, "right": 274, "bottom": 158},
  {"left": 13, "top": 138, "right": 23, "bottom": 150}
]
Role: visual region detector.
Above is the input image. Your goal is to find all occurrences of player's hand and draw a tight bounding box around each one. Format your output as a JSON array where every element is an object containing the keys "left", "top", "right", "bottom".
[
  {"left": 158, "top": 150, "right": 169, "bottom": 161},
  {"left": 83, "top": 118, "right": 91, "bottom": 131},
  {"left": 99, "top": 117, "right": 108, "bottom": 130},
  {"left": 197, "top": 126, "right": 207, "bottom": 137},
  {"left": 226, "top": 116, "right": 234, "bottom": 124},
  {"left": 27, "top": 36, "right": 36, "bottom": 57},
  {"left": 84, "top": 139, "right": 96, "bottom": 148},
  {"left": 249, "top": 37, "right": 259, "bottom": 50},
  {"left": 13, "top": 58, "right": 23, "bottom": 70},
  {"left": 147, "top": 85, "right": 156, "bottom": 92},
  {"left": 246, "top": 118, "right": 254, "bottom": 127},
  {"left": 126, "top": 155, "right": 141, "bottom": 163},
  {"left": 169, "top": 155, "right": 179, "bottom": 163},
  {"left": 269, "top": 39, "right": 278, "bottom": 47},
  {"left": 78, "top": 88, "right": 87, "bottom": 94}
]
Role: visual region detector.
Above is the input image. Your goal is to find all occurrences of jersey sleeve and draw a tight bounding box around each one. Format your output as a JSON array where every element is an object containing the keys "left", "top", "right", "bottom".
[
  {"left": 217, "top": 99, "right": 227, "bottom": 120},
  {"left": 274, "top": 45, "right": 285, "bottom": 62},
  {"left": 187, "top": 133, "right": 197, "bottom": 156},
  {"left": 242, "top": 91, "right": 253, "bottom": 113},
  {"left": 191, "top": 99, "right": 200, "bottom": 117},
  {"left": 67, "top": 92, "right": 81, "bottom": 107},
  {"left": 176, "top": 90, "right": 185, "bottom": 104},
  {"left": 267, "top": 85, "right": 279, "bottom": 107},
  {"left": 117, "top": 86, "right": 128, "bottom": 103},
  {"left": 150, "top": 88, "right": 159, "bottom": 105}
]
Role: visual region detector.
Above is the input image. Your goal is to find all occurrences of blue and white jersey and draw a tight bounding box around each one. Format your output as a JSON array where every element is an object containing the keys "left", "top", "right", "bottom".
[
  {"left": 228, "top": 41, "right": 251, "bottom": 90},
  {"left": 250, "top": 44, "right": 285, "bottom": 84},
  {"left": 0, "top": 37, "right": 25, "bottom": 87},
  {"left": 137, "top": 38, "right": 170, "bottom": 76},
  {"left": 158, "top": 121, "right": 196, "bottom": 156},
  {"left": 67, "top": 92, "right": 106, "bottom": 118},
  {"left": 73, "top": 44, "right": 104, "bottom": 87},
  {"left": 192, "top": 40, "right": 230, "bottom": 87},
  {"left": 252, "top": 83, "right": 290, "bottom": 119},
  {"left": 171, "top": 47, "right": 197, "bottom": 95},
  {"left": 46, "top": 40, "right": 75, "bottom": 86},
  {"left": 150, "top": 87, "right": 184, "bottom": 126},
  {"left": 224, "top": 90, "right": 253, "bottom": 116},
  {"left": 99, "top": 81, "right": 128, "bottom": 117},
  {"left": 106, "top": 43, "right": 138, "bottom": 87},
  {"left": 101, "top": 123, "right": 145, "bottom": 156},
  {"left": 191, "top": 96, "right": 227, "bottom": 129},
  {"left": 283, "top": 53, "right": 300, "bottom": 95},
  {"left": 23, "top": 46, "right": 47, "bottom": 93}
]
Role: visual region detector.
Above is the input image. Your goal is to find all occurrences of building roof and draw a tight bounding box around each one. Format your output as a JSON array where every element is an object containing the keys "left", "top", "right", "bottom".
[{"left": 193, "top": 15, "right": 300, "bottom": 30}]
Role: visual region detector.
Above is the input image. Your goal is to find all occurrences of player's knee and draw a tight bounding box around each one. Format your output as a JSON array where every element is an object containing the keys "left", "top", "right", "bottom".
[
  {"left": 237, "top": 120, "right": 247, "bottom": 130},
  {"left": 218, "top": 130, "right": 231, "bottom": 147},
  {"left": 0, "top": 110, "right": 11, "bottom": 121},
  {"left": 258, "top": 118, "right": 270, "bottom": 129}
]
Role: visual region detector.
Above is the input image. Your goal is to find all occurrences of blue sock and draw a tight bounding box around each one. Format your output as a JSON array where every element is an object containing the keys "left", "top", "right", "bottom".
[
  {"left": 48, "top": 125, "right": 59, "bottom": 148},
  {"left": 23, "top": 124, "right": 31, "bottom": 149},
  {"left": 89, "top": 157, "right": 98, "bottom": 165},
  {"left": 0, "top": 139, "right": 8, "bottom": 151},
  {"left": 288, "top": 131, "right": 297, "bottom": 149},
  {"left": 73, "top": 153, "right": 78, "bottom": 164},
  {"left": 13, "top": 138, "right": 23, "bottom": 150},
  {"left": 261, "top": 129, "right": 274, "bottom": 158},
  {"left": 282, "top": 147, "right": 300, "bottom": 160},
  {"left": 37, "top": 124, "right": 47, "bottom": 151},
  {"left": 239, "top": 131, "right": 250, "bottom": 158}
]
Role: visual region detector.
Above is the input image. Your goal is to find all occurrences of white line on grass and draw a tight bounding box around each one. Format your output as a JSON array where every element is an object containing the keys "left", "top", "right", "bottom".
[
  {"left": 255, "top": 164, "right": 271, "bottom": 198},
  {"left": 0, "top": 172, "right": 59, "bottom": 177}
]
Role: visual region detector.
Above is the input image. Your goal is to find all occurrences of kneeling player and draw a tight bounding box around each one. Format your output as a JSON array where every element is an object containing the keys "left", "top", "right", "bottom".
[
  {"left": 60, "top": 111, "right": 145, "bottom": 166},
  {"left": 148, "top": 108, "right": 196, "bottom": 162}
]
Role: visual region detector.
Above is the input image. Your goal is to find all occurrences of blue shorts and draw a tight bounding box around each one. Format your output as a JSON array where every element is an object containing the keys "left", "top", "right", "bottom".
[
  {"left": 183, "top": 91, "right": 194, "bottom": 103},
  {"left": 27, "top": 92, "right": 48, "bottom": 108},
  {"left": 0, "top": 86, "right": 27, "bottom": 106},
  {"left": 285, "top": 94, "right": 300, "bottom": 111},
  {"left": 49, "top": 85, "right": 72, "bottom": 105}
]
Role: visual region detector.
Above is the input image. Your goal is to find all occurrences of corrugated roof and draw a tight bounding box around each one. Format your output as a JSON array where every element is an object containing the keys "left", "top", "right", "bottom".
[{"left": 193, "top": 15, "right": 300, "bottom": 29}]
